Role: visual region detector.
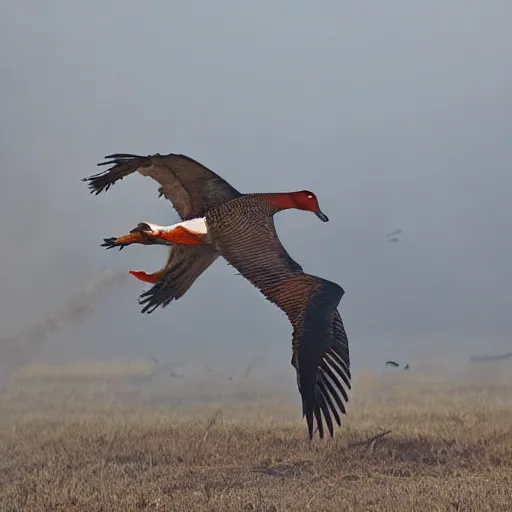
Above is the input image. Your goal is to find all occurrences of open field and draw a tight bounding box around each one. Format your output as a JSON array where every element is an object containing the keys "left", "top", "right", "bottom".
[{"left": 1, "top": 360, "right": 512, "bottom": 511}]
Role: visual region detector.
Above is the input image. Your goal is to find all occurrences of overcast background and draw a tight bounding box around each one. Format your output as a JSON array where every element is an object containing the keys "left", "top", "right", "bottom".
[{"left": 1, "top": 1, "right": 511, "bottom": 378}]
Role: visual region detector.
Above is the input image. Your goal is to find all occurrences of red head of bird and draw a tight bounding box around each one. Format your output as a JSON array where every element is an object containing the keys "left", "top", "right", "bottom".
[{"left": 286, "top": 190, "right": 329, "bottom": 222}]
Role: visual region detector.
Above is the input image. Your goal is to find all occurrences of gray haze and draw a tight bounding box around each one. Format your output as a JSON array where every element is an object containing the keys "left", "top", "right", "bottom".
[
  {"left": 0, "top": 270, "right": 127, "bottom": 381},
  {"left": 1, "top": 1, "right": 511, "bottom": 376}
]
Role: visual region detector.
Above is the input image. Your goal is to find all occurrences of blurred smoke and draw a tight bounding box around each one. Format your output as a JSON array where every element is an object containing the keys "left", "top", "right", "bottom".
[{"left": 0, "top": 269, "right": 128, "bottom": 381}]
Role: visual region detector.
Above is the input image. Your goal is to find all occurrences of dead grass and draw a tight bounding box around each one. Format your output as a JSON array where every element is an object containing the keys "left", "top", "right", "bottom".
[
  {"left": 1, "top": 361, "right": 512, "bottom": 511},
  {"left": 15, "top": 361, "right": 155, "bottom": 381}
]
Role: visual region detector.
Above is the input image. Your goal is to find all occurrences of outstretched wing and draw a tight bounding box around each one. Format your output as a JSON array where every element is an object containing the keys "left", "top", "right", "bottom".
[
  {"left": 289, "top": 276, "right": 350, "bottom": 440},
  {"left": 83, "top": 152, "right": 240, "bottom": 312},
  {"left": 82, "top": 153, "right": 242, "bottom": 220},
  {"left": 209, "top": 213, "right": 350, "bottom": 438},
  {"left": 138, "top": 245, "right": 219, "bottom": 314},
  {"left": 249, "top": 272, "right": 350, "bottom": 440}
]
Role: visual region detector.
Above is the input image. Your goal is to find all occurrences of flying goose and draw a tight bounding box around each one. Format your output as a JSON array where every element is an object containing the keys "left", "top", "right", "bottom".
[{"left": 83, "top": 152, "right": 350, "bottom": 440}]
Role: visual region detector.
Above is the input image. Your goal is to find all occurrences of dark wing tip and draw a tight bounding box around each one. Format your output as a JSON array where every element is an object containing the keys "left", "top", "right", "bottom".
[
  {"left": 304, "top": 407, "right": 315, "bottom": 441},
  {"left": 103, "top": 153, "right": 148, "bottom": 160},
  {"left": 81, "top": 153, "right": 152, "bottom": 195},
  {"left": 303, "top": 388, "right": 337, "bottom": 441},
  {"left": 313, "top": 406, "right": 324, "bottom": 439},
  {"left": 95, "top": 154, "right": 146, "bottom": 170},
  {"left": 137, "top": 247, "right": 218, "bottom": 314},
  {"left": 319, "top": 400, "right": 334, "bottom": 438},
  {"left": 137, "top": 265, "right": 190, "bottom": 314},
  {"left": 295, "top": 311, "right": 350, "bottom": 440},
  {"left": 303, "top": 349, "right": 351, "bottom": 440},
  {"left": 81, "top": 170, "right": 114, "bottom": 195},
  {"left": 301, "top": 378, "right": 335, "bottom": 441},
  {"left": 138, "top": 285, "right": 175, "bottom": 314},
  {"left": 98, "top": 153, "right": 149, "bottom": 167}
]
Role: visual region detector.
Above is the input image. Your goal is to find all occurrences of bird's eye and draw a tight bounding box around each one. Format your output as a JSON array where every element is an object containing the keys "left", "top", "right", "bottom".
[{"left": 307, "top": 194, "right": 313, "bottom": 199}]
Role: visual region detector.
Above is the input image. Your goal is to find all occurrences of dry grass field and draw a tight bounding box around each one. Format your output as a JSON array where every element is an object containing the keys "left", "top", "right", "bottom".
[{"left": 1, "top": 360, "right": 512, "bottom": 511}]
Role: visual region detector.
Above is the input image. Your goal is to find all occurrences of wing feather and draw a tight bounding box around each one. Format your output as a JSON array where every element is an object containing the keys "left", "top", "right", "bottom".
[
  {"left": 82, "top": 152, "right": 238, "bottom": 312},
  {"left": 82, "top": 153, "right": 242, "bottom": 220},
  {"left": 318, "top": 379, "right": 343, "bottom": 424},
  {"left": 288, "top": 277, "right": 350, "bottom": 440},
  {"left": 138, "top": 245, "right": 219, "bottom": 314}
]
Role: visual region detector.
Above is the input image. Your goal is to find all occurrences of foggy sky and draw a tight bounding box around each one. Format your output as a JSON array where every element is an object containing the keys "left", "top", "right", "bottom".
[{"left": 1, "top": 1, "right": 511, "bottom": 373}]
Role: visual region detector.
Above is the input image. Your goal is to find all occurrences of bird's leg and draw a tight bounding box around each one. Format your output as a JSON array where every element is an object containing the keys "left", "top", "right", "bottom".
[
  {"left": 101, "top": 218, "right": 209, "bottom": 283},
  {"left": 102, "top": 218, "right": 209, "bottom": 250},
  {"left": 145, "top": 218, "right": 209, "bottom": 246},
  {"left": 101, "top": 223, "right": 165, "bottom": 251},
  {"left": 101, "top": 224, "right": 169, "bottom": 283},
  {"left": 138, "top": 218, "right": 209, "bottom": 246},
  {"left": 129, "top": 268, "right": 167, "bottom": 283},
  {"left": 150, "top": 225, "right": 208, "bottom": 245}
]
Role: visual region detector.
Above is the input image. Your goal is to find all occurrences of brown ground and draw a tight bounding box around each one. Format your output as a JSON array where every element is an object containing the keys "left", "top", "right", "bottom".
[{"left": 1, "top": 361, "right": 511, "bottom": 511}]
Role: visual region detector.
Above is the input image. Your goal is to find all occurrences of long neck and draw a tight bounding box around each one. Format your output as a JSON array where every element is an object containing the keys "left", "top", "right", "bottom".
[{"left": 257, "top": 192, "right": 298, "bottom": 215}]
